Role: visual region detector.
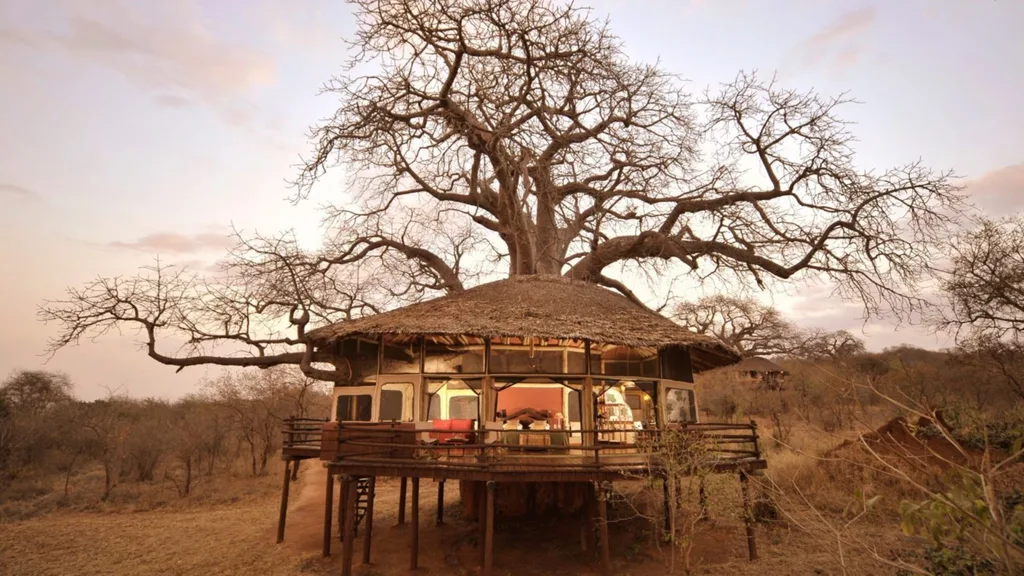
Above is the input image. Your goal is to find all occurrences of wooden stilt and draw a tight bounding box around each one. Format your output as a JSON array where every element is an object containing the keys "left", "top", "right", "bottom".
[
  {"left": 596, "top": 482, "right": 612, "bottom": 576},
  {"left": 582, "top": 481, "right": 597, "bottom": 555},
  {"left": 436, "top": 479, "right": 445, "bottom": 526},
  {"left": 337, "top": 473, "right": 346, "bottom": 541},
  {"left": 410, "top": 477, "right": 420, "bottom": 570},
  {"left": 362, "top": 476, "right": 376, "bottom": 565},
  {"left": 478, "top": 482, "right": 487, "bottom": 566},
  {"left": 740, "top": 471, "right": 758, "bottom": 561},
  {"left": 276, "top": 460, "right": 292, "bottom": 544},
  {"left": 290, "top": 460, "right": 300, "bottom": 481},
  {"left": 661, "top": 473, "right": 672, "bottom": 537},
  {"left": 483, "top": 481, "right": 495, "bottom": 576},
  {"left": 398, "top": 476, "right": 408, "bottom": 525},
  {"left": 341, "top": 476, "right": 357, "bottom": 576},
  {"left": 322, "top": 471, "right": 334, "bottom": 557}
]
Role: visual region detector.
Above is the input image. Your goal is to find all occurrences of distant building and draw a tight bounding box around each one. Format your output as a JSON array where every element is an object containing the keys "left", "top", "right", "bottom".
[{"left": 715, "top": 355, "right": 788, "bottom": 390}]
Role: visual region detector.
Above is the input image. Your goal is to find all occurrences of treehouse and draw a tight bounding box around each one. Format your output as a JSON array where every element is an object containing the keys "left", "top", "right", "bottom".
[{"left": 278, "top": 275, "right": 767, "bottom": 576}]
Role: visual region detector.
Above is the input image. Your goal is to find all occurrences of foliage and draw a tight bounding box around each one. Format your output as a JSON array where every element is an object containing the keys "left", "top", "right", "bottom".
[{"left": 0, "top": 368, "right": 329, "bottom": 515}]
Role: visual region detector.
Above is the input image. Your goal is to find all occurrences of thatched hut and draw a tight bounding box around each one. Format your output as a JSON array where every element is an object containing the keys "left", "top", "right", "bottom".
[
  {"left": 279, "top": 275, "right": 766, "bottom": 575},
  {"left": 711, "top": 355, "right": 789, "bottom": 390}
]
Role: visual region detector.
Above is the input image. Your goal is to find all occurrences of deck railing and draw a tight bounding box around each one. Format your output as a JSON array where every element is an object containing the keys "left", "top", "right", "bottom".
[
  {"left": 327, "top": 421, "right": 763, "bottom": 473},
  {"left": 281, "top": 417, "right": 328, "bottom": 457}
]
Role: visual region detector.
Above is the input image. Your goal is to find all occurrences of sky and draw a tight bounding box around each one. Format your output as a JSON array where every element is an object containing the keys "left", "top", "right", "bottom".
[{"left": 0, "top": 0, "right": 1022, "bottom": 400}]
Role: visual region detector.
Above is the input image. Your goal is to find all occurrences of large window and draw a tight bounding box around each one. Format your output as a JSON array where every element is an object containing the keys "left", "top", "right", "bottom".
[
  {"left": 336, "top": 394, "right": 373, "bottom": 422},
  {"left": 426, "top": 379, "right": 480, "bottom": 420},
  {"left": 448, "top": 396, "right": 479, "bottom": 420},
  {"left": 664, "top": 388, "right": 697, "bottom": 424},
  {"left": 379, "top": 382, "right": 414, "bottom": 421}
]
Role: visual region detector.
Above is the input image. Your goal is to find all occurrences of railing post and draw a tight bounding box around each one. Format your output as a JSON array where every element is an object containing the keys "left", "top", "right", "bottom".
[{"left": 750, "top": 420, "right": 761, "bottom": 459}]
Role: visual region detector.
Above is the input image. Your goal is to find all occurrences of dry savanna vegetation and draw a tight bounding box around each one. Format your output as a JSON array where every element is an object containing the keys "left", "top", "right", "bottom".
[{"left": 4, "top": 0, "right": 1024, "bottom": 574}]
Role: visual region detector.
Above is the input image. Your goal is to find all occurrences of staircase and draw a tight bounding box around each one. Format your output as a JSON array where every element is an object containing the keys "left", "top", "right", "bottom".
[{"left": 338, "top": 477, "right": 372, "bottom": 541}]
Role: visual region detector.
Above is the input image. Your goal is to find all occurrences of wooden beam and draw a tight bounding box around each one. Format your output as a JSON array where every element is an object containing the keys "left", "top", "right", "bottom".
[
  {"left": 362, "top": 476, "right": 376, "bottom": 565},
  {"left": 582, "top": 482, "right": 596, "bottom": 555},
  {"left": 322, "top": 471, "right": 334, "bottom": 557},
  {"left": 436, "top": 479, "right": 445, "bottom": 526},
  {"left": 740, "top": 471, "right": 758, "bottom": 561},
  {"left": 341, "top": 476, "right": 357, "bottom": 576},
  {"left": 337, "top": 473, "right": 346, "bottom": 540},
  {"left": 276, "top": 460, "right": 292, "bottom": 544},
  {"left": 410, "top": 477, "right": 420, "bottom": 570},
  {"left": 661, "top": 473, "right": 671, "bottom": 537},
  {"left": 398, "top": 476, "right": 407, "bottom": 525},
  {"left": 596, "top": 482, "right": 611, "bottom": 576},
  {"left": 483, "top": 481, "right": 495, "bottom": 576}
]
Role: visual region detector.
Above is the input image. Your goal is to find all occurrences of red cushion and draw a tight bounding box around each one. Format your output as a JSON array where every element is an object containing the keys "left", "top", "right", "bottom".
[
  {"left": 432, "top": 419, "right": 452, "bottom": 431},
  {"left": 449, "top": 419, "right": 474, "bottom": 431}
]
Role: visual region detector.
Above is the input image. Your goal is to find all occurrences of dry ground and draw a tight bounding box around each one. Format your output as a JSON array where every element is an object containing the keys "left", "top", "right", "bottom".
[{"left": 0, "top": 455, "right": 915, "bottom": 576}]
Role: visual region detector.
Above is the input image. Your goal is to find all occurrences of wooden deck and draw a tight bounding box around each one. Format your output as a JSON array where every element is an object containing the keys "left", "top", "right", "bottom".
[
  {"left": 278, "top": 419, "right": 767, "bottom": 576},
  {"left": 317, "top": 421, "right": 767, "bottom": 482}
]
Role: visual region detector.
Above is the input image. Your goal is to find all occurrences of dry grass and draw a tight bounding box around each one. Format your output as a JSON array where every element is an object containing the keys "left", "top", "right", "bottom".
[
  {"left": 0, "top": 461, "right": 914, "bottom": 576},
  {"left": 0, "top": 477, "right": 316, "bottom": 576},
  {"left": 0, "top": 416, "right": 934, "bottom": 576}
]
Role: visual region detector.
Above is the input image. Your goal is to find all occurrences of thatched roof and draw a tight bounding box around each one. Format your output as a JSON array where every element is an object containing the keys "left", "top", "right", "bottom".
[
  {"left": 725, "top": 356, "right": 788, "bottom": 374},
  {"left": 306, "top": 275, "right": 740, "bottom": 372}
]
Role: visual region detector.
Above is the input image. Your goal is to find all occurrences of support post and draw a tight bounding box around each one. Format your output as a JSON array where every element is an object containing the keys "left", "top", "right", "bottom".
[
  {"left": 478, "top": 482, "right": 487, "bottom": 566},
  {"left": 483, "top": 481, "right": 495, "bottom": 576},
  {"left": 740, "top": 471, "right": 758, "bottom": 561},
  {"left": 436, "top": 479, "right": 445, "bottom": 526},
  {"left": 661, "top": 473, "right": 671, "bottom": 537},
  {"left": 338, "top": 474, "right": 347, "bottom": 540},
  {"left": 582, "top": 481, "right": 597, "bottom": 554},
  {"left": 398, "top": 476, "right": 408, "bottom": 525},
  {"left": 410, "top": 477, "right": 420, "bottom": 570},
  {"left": 276, "top": 460, "right": 292, "bottom": 544},
  {"left": 322, "top": 470, "right": 334, "bottom": 557},
  {"left": 596, "top": 482, "right": 612, "bottom": 576},
  {"left": 290, "top": 460, "right": 300, "bottom": 481},
  {"left": 341, "top": 476, "right": 357, "bottom": 576},
  {"left": 362, "top": 476, "right": 376, "bottom": 565}
]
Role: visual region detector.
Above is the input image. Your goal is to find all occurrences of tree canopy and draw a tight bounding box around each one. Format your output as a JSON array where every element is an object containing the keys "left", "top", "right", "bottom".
[
  {"left": 673, "top": 294, "right": 865, "bottom": 360},
  {"left": 39, "top": 0, "right": 964, "bottom": 378}
]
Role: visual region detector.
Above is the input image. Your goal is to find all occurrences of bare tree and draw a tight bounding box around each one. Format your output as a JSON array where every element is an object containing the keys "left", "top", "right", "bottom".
[
  {"left": 941, "top": 217, "right": 1024, "bottom": 341},
  {"left": 951, "top": 333, "right": 1024, "bottom": 403},
  {"left": 39, "top": 0, "right": 963, "bottom": 378},
  {"left": 673, "top": 295, "right": 799, "bottom": 356},
  {"left": 794, "top": 328, "right": 866, "bottom": 362}
]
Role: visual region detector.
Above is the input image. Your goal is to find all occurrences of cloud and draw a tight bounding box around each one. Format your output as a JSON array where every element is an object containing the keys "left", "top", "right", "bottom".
[
  {"left": 793, "top": 7, "right": 876, "bottom": 72},
  {"left": 0, "top": 183, "right": 38, "bottom": 199},
  {"left": 109, "top": 232, "right": 233, "bottom": 254},
  {"left": 0, "top": 0, "right": 274, "bottom": 125},
  {"left": 966, "top": 162, "right": 1024, "bottom": 218}
]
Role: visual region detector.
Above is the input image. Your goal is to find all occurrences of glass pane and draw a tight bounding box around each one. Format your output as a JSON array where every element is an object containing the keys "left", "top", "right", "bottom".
[
  {"left": 664, "top": 388, "right": 696, "bottom": 423},
  {"left": 427, "top": 396, "right": 441, "bottom": 420},
  {"left": 424, "top": 338, "right": 485, "bottom": 374},
  {"left": 448, "top": 396, "right": 479, "bottom": 420},
  {"left": 379, "top": 389, "right": 404, "bottom": 421},
  {"left": 337, "top": 394, "right": 373, "bottom": 422},
  {"left": 338, "top": 338, "right": 379, "bottom": 380},
  {"left": 380, "top": 382, "right": 413, "bottom": 421},
  {"left": 380, "top": 335, "right": 420, "bottom": 374},
  {"left": 567, "top": 389, "right": 581, "bottom": 422}
]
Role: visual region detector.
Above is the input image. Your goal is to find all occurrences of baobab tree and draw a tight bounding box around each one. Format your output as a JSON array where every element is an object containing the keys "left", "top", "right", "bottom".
[{"left": 40, "top": 0, "right": 963, "bottom": 380}]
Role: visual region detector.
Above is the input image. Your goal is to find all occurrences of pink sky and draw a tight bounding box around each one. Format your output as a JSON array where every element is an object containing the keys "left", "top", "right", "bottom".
[{"left": 1, "top": 0, "right": 1022, "bottom": 400}]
